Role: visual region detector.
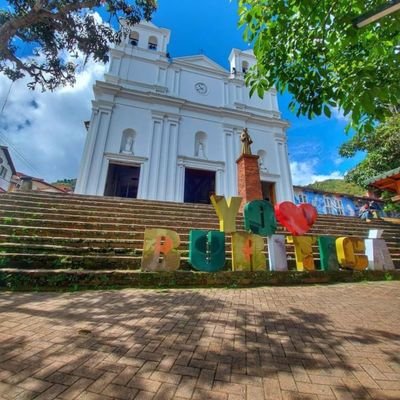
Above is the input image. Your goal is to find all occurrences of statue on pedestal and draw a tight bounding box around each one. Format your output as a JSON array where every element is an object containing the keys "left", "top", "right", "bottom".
[{"left": 240, "top": 128, "right": 253, "bottom": 155}]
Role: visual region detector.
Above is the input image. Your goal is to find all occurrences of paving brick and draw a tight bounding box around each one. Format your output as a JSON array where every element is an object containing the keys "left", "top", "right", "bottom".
[
  {"left": 278, "top": 371, "right": 297, "bottom": 391},
  {"left": 196, "top": 368, "right": 215, "bottom": 390},
  {"left": 58, "top": 377, "right": 93, "bottom": 399},
  {"left": 1, "top": 284, "right": 400, "bottom": 400},
  {"left": 174, "top": 376, "right": 196, "bottom": 399},
  {"left": 127, "top": 377, "right": 161, "bottom": 392},
  {"left": 152, "top": 383, "right": 177, "bottom": 400},
  {"left": 150, "top": 371, "right": 181, "bottom": 385},
  {"left": 263, "top": 376, "right": 282, "bottom": 399},
  {"left": 192, "top": 388, "right": 228, "bottom": 400},
  {"left": 102, "top": 383, "right": 138, "bottom": 399},
  {"left": 113, "top": 366, "right": 140, "bottom": 385},
  {"left": 87, "top": 371, "right": 117, "bottom": 393}
]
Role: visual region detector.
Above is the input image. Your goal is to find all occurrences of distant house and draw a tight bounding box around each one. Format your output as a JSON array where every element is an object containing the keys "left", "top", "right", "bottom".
[
  {"left": 9, "top": 173, "right": 68, "bottom": 193},
  {"left": 293, "top": 186, "right": 383, "bottom": 217},
  {"left": 0, "top": 146, "right": 17, "bottom": 192}
]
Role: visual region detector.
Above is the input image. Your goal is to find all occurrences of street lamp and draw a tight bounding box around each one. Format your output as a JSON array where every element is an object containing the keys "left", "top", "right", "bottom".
[{"left": 354, "top": 0, "right": 400, "bottom": 28}]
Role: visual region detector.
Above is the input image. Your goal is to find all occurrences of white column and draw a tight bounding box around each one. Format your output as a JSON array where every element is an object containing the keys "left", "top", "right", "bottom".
[
  {"left": 231, "top": 128, "right": 241, "bottom": 196},
  {"left": 137, "top": 161, "right": 146, "bottom": 199},
  {"left": 166, "top": 118, "right": 180, "bottom": 201},
  {"left": 147, "top": 117, "right": 164, "bottom": 200},
  {"left": 75, "top": 108, "right": 100, "bottom": 194},
  {"left": 84, "top": 105, "right": 113, "bottom": 195},
  {"left": 176, "top": 160, "right": 185, "bottom": 202},
  {"left": 275, "top": 137, "right": 294, "bottom": 202},
  {"left": 223, "top": 128, "right": 235, "bottom": 197},
  {"left": 216, "top": 168, "right": 224, "bottom": 196}
]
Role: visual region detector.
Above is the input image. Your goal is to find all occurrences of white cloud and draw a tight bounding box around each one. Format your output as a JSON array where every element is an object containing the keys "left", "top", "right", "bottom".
[
  {"left": 290, "top": 160, "right": 344, "bottom": 186},
  {"left": 331, "top": 107, "right": 349, "bottom": 122},
  {"left": 0, "top": 58, "right": 106, "bottom": 183}
]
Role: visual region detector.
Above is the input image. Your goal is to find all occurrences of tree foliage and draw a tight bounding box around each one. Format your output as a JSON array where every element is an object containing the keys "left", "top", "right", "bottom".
[
  {"left": 238, "top": 0, "right": 400, "bottom": 134},
  {"left": 0, "top": 0, "right": 157, "bottom": 90},
  {"left": 340, "top": 113, "right": 400, "bottom": 187}
]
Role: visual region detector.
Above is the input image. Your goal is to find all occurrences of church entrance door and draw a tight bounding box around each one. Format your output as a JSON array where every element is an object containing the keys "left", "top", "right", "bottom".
[
  {"left": 261, "top": 181, "right": 276, "bottom": 204},
  {"left": 184, "top": 168, "right": 215, "bottom": 204},
  {"left": 104, "top": 164, "right": 140, "bottom": 198}
]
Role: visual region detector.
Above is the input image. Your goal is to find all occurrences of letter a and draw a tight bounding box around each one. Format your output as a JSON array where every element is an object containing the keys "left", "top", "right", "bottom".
[{"left": 336, "top": 237, "right": 368, "bottom": 271}]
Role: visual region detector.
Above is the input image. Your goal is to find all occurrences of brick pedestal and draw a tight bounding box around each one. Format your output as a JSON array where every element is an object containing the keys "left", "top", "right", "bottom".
[{"left": 236, "top": 154, "right": 263, "bottom": 211}]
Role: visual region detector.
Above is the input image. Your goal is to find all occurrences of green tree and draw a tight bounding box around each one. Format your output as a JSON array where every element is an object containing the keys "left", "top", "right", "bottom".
[
  {"left": 238, "top": 0, "right": 400, "bottom": 134},
  {"left": 0, "top": 0, "right": 157, "bottom": 90},
  {"left": 340, "top": 113, "right": 400, "bottom": 187}
]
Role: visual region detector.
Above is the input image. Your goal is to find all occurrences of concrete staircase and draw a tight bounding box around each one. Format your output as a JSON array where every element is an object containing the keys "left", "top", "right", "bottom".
[{"left": 0, "top": 191, "right": 399, "bottom": 270}]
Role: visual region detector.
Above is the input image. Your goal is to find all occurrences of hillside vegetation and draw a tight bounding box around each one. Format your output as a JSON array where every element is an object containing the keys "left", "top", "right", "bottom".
[{"left": 306, "top": 179, "right": 366, "bottom": 197}]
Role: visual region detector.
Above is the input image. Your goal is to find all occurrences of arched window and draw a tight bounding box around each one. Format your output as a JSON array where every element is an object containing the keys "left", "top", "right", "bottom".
[
  {"left": 129, "top": 31, "right": 139, "bottom": 46},
  {"left": 257, "top": 150, "right": 267, "bottom": 170},
  {"left": 242, "top": 61, "right": 249, "bottom": 74},
  {"left": 195, "top": 131, "right": 207, "bottom": 159},
  {"left": 120, "top": 129, "right": 136, "bottom": 154},
  {"left": 148, "top": 36, "right": 158, "bottom": 50}
]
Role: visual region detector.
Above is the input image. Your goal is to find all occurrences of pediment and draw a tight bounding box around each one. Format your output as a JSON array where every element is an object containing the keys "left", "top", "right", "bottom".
[{"left": 174, "top": 55, "right": 228, "bottom": 73}]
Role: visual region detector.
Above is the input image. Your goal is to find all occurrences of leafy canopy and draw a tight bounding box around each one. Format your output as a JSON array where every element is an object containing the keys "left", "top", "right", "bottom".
[
  {"left": 238, "top": 0, "right": 400, "bottom": 134},
  {"left": 0, "top": 0, "right": 157, "bottom": 90},
  {"left": 340, "top": 112, "right": 400, "bottom": 187}
]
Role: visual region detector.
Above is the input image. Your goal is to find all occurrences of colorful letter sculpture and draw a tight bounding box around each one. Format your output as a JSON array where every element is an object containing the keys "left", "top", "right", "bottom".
[
  {"left": 189, "top": 230, "right": 225, "bottom": 272},
  {"left": 231, "top": 232, "right": 266, "bottom": 271},
  {"left": 275, "top": 202, "right": 317, "bottom": 235},
  {"left": 210, "top": 195, "right": 242, "bottom": 233},
  {"left": 336, "top": 237, "right": 368, "bottom": 270},
  {"left": 267, "top": 235, "right": 288, "bottom": 271},
  {"left": 244, "top": 200, "right": 277, "bottom": 236},
  {"left": 136, "top": 197, "right": 394, "bottom": 275},
  {"left": 289, "top": 236, "right": 317, "bottom": 271},
  {"left": 364, "top": 239, "right": 394, "bottom": 270},
  {"left": 141, "top": 228, "right": 181, "bottom": 271},
  {"left": 318, "top": 236, "right": 340, "bottom": 271}
]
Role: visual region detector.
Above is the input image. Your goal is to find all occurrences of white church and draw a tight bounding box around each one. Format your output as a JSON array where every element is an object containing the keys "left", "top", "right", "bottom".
[{"left": 75, "top": 21, "right": 294, "bottom": 204}]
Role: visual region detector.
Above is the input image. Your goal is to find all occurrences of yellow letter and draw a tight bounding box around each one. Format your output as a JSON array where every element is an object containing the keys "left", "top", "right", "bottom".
[
  {"left": 289, "top": 236, "right": 317, "bottom": 271},
  {"left": 141, "top": 228, "right": 180, "bottom": 271},
  {"left": 336, "top": 237, "right": 368, "bottom": 270},
  {"left": 210, "top": 195, "right": 242, "bottom": 233},
  {"left": 231, "top": 232, "right": 266, "bottom": 271}
]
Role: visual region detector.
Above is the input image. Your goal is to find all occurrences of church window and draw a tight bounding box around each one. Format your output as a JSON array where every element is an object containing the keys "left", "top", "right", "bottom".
[
  {"left": 130, "top": 31, "right": 139, "bottom": 46},
  {"left": 120, "top": 129, "right": 136, "bottom": 154},
  {"left": 0, "top": 166, "right": 7, "bottom": 178},
  {"left": 148, "top": 36, "right": 158, "bottom": 50},
  {"left": 194, "top": 131, "right": 207, "bottom": 159},
  {"left": 242, "top": 61, "right": 249, "bottom": 74}
]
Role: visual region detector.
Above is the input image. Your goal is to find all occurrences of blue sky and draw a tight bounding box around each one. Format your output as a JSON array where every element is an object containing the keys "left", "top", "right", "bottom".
[{"left": 0, "top": 0, "right": 364, "bottom": 185}]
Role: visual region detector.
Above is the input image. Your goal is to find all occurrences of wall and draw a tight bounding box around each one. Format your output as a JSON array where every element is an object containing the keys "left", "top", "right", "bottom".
[{"left": 0, "top": 148, "right": 13, "bottom": 192}]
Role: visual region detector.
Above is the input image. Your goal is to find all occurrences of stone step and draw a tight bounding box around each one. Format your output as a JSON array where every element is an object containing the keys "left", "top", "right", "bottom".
[
  {"left": 0, "top": 252, "right": 142, "bottom": 270},
  {"left": 0, "top": 206, "right": 225, "bottom": 224},
  {"left": 0, "top": 192, "right": 214, "bottom": 212},
  {"left": 1, "top": 191, "right": 399, "bottom": 272},
  {"left": 2, "top": 192, "right": 389, "bottom": 223},
  {"left": 1, "top": 243, "right": 399, "bottom": 264},
  {"left": 0, "top": 224, "right": 138, "bottom": 239}
]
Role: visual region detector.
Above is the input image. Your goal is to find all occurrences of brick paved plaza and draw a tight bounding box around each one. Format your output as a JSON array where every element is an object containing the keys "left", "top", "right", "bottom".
[{"left": 0, "top": 282, "right": 399, "bottom": 400}]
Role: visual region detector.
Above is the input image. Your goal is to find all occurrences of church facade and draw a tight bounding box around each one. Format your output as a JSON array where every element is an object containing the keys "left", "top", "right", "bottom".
[{"left": 75, "top": 21, "right": 294, "bottom": 204}]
